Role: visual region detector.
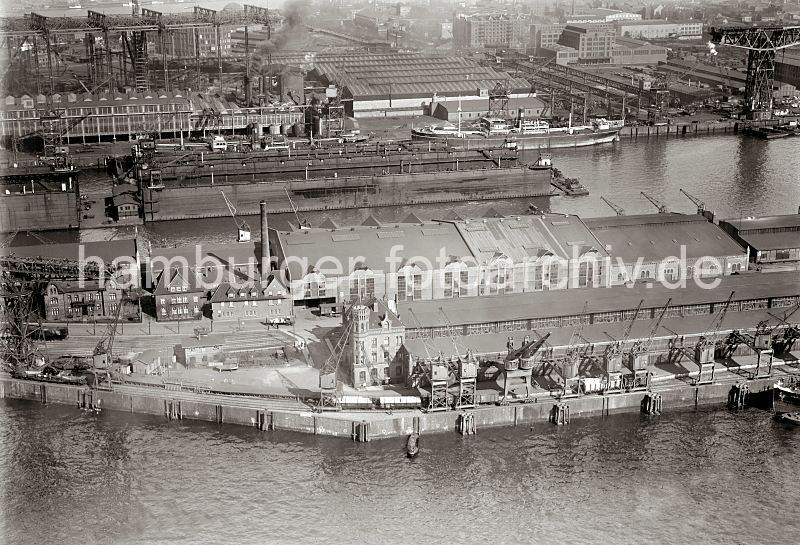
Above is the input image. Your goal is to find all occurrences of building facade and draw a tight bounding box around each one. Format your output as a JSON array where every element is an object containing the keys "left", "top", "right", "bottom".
[
  {"left": 719, "top": 215, "right": 800, "bottom": 267},
  {"left": 530, "top": 23, "right": 565, "bottom": 54},
  {"left": 453, "top": 13, "right": 529, "bottom": 49},
  {"left": 343, "top": 299, "right": 406, "bottom": 388},
  {"left": 209, "top": 276, "right": 293, "bottom": 324},
  {"left": 153, "top": 267, "right": 208, "bottom": 322},
  {"left": 558, "top": 24, "right": 616, "bottom": 63},
  {"left": 43, "top": 278, "right": 129, "bottom": 322},
  {"left": 616, "top": 20, "right": 703, "bottom": 40}
]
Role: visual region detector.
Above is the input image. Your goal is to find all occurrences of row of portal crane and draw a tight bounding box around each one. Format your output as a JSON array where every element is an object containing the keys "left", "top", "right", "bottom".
[{"left": 600, "top": 188, "right": 707, "bottom": 217}]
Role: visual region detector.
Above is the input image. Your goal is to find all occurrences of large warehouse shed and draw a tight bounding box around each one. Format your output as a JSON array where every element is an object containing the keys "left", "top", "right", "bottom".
[{"left": 308, "top": 53, "right": 531, "bottom": 118}]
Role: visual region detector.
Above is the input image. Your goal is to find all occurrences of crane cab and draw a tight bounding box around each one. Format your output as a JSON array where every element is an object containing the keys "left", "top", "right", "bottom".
[{"left": 237, "top": 224, "right": 251, "bottom": 243}]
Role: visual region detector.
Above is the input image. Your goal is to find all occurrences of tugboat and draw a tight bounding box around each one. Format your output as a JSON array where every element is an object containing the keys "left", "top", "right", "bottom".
[
  {"left": 406, "top": 433, "right": 420, "bottom": 458},
  {"left": 773, "top": 381, "right": 800, "bottom": 425}
]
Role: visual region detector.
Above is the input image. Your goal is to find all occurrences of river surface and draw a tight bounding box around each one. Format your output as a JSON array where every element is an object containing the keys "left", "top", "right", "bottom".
[{"left": 2, "top": 399, "right": 799, "bottom": 545}]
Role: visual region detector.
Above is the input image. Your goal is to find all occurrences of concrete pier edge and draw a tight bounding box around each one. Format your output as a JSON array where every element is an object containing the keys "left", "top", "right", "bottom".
[{"left": 0, "top": 374, "right": 785, "bottom": 442}]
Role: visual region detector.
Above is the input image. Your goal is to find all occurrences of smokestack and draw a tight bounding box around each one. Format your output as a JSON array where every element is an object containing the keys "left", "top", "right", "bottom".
[{"left": 260, "top": 200, "right": 270, "bottom": 280}]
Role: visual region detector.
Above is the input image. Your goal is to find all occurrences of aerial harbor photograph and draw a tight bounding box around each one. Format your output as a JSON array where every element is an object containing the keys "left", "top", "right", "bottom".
[{"left": 0, "top": 0, "right": 799, "bottom": 542}]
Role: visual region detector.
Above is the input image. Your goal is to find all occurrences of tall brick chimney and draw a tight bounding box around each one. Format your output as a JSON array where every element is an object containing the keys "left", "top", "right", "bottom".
[{"left": 260, "top": 200, "right": 270, "bottom": 280}]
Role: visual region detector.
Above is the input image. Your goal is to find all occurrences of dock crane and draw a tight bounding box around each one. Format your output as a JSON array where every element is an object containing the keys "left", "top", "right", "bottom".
[
  {"left": 318, "top": 318, "right": 354, "bottom": 410},
  {"left": 500, "top": 332, "right": 551, "bottom": 402},
  {"left": 626, "top": 298, "right": 672, "bottom": 391},
  {"left": 90, "top": 300, "right": 122, "bottom": 389},
  {"left": 600, "top": 196, "right": 625, "bottom": 216},
  {"left": 640, "top": 191, "right": 669, "bottom": 214},
  {"left": 720, "top": 300, "right": 800, "bottom": 378},
  {"left": 407, "top": 308, "right": 449, "bottom": 411},
  {"left": 438, "top": 307, "right": 478, "bottom": 409},
  {"left": 602, "top": 299, "right": 644, "bottom": 393},
  {"left": 560, "top": 302, "right": 590, "bottom": 397},
  {"left": 692, "top": 291, "right": 735, "bottom": 385},
  {"left": 221, "top": 191, "right": 251, "bottom": 243},
  {"left": 770, "top": 302, "right": 800, "bottom": 356},
  {"left": 679, "top": 188, "right": 706, "bottom": 215}
]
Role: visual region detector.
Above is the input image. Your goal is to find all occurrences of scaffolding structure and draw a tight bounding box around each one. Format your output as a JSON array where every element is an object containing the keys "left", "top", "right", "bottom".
[{"left": 0, "top": 5, "right": 275, "bottom": 95}]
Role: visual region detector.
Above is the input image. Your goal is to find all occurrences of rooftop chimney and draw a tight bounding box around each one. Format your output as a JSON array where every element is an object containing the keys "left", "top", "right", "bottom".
[{"left": 260, "top": 200, "right": 270, "bottom": 280}]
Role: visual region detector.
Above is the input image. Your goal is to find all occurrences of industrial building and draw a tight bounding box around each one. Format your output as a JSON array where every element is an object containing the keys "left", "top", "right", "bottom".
[
  {"left": 452, "top": 13, "right": 530, "bottom": 49},
  {"left": 557, "top": 24, "right": 616, "bottom": 64},
  {"left": 431, "top": 96, "right": 546, "bottom": 122},
  {"left": 0, "top": 91, "right": 304, "bottom": 145},
  {"left": 615, "top": 20, "right": 704, "bottom": 40},
  {"left": 268, "top": 211, "right": 751, "bottom": 308},
  {"left": 584, "top": 214, "right": 749, "bottom": 282},
  {"left": 400, "top": 271, "right": 800, "bottom": 386},
  {"left": 566, "top": 9, "right": 642, "bottom": 24},
  {"left": 400, "top": 270, "right": 800, "bottom": 341},
  {"left": 611, "top": 38, "right": 668, "bottom": 65},
  {"left": 308, "top": 53, "right": 530, "bottom": 118},
  {"left": 719, "top": 214, "right": 800, "bottom": 267},
  {"left": 530, "top": 23, "right": 566, "bottom": 54},
  {"left": 776, "top": 48, "right": 800, "bottom": 88}
]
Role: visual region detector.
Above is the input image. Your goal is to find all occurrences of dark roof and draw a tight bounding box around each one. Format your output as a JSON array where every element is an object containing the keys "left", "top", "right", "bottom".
[
  {"left": 208, "top": 276, "right": 288, "bottom": 303},
  {"left": 153, "top": 267, "right": 214, "bottom": 295},
  {"left": 733, "top": 232, "right": 800, "bottom": 251},
  {"left": 113, "top": 193, "right": 140, "bottom": 207},
  {"left": 274, "top": 221, "right": 471, "bottom": 279},
  {"left": 49, "top": 280, "right": 107, "bottom": 293},
  {"left": 346, "top": 298, "right": 403, "bottom": 329},
  {"left": 584, "top": 213, "right": 746, "bottom": 261},
  {"left": 401, "top": 271, "right": 800, "bottom": 328},
  {"left": 6, "top": 239, "right": 138, "bottom": 264},
  {"left": 720, "top": 214, "right": 800, "bottom": 232},
  {"left": 149, "top": 241, "right": 264, "bottom": 275},
  {"left": 181, "top": 333, "right": 227, "bottom": 349},
  {"left": 404, "top": 308, "right": 792, "bottom": 358}
]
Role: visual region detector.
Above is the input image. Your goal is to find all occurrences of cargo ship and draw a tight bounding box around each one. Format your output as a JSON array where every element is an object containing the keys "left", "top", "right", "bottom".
[
  {"left": 126, "top": 140, "right": 557, "bottom": 223},
  {"left": 411, "top": 116, "right": 621, "bottom": 150}
]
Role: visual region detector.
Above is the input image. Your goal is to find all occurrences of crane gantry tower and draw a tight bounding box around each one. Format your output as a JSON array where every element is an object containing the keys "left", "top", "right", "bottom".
[{"left": 710, "top": 25, "right": 800, "bottom": 120}]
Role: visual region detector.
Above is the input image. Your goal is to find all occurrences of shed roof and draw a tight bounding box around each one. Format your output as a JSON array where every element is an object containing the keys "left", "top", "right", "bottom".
[
  {"left": 275, "top": 221, "right": 472, "bottom": 279},
  {"left": 444, "top": 213, "right": 607, "bottom": 265},
  {"left": 401, "top": 271, "right": 800, "bottom": 328},
  {"left": 584, "top": 213, "right": 746, "bottom": 261},
  {"left": 720, "top": 214, "right": 800, "bottom": 233},
  {"left": 6, "top": 239, "right": 138, "bottom": 265}
]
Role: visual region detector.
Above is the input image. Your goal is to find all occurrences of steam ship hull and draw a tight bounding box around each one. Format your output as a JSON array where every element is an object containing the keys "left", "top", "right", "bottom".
[{"left": 411, "top": 128, "right": 620, "bottom": 150}]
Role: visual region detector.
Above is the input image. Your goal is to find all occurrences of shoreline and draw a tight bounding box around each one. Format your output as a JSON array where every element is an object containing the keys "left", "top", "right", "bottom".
[{"left": 2, "top": 368, "right": 794, "bottom": 442}]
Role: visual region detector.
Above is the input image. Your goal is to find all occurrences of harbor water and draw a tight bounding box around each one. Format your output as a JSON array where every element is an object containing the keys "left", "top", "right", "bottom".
[{"left": 1, "top": 399, "right": 799, "bottom": 544}]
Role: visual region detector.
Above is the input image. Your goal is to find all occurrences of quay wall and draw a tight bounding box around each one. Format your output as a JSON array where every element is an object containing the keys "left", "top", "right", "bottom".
[
  {"left": 617, "top": 116, "right": 800, "bottom": 139},
  {"left": 0, "top": 374, "right": 783, "bottom": 442}
]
